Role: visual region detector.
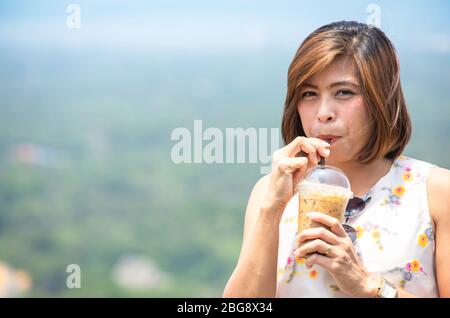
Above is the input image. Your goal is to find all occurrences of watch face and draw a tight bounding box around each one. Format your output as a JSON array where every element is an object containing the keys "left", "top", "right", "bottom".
[{"left": 381, "top": 281, "right": 398, "bottom": 298}]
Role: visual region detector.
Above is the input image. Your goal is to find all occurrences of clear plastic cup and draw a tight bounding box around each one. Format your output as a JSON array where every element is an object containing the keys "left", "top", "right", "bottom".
[{"left": 297, "top": 165, "right": 353, "bottom": 234}]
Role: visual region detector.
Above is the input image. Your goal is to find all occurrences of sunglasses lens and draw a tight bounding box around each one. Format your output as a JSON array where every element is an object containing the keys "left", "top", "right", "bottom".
[
  {"left": 343, "top": 224, "right": 357, "bottom": 243},
  {"left": 345, "top": 197, "right": 366, "bottom": 217}
]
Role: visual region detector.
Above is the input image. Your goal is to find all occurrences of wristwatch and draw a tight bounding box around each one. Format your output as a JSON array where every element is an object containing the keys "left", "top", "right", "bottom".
[{"left": 376, "top": 278, "right": 398, "bottom": 298}]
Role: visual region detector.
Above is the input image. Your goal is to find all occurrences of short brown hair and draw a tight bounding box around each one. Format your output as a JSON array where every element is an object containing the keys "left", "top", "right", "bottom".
[{"left": 281, "top": 21, "right": 411, "bottom": 163}]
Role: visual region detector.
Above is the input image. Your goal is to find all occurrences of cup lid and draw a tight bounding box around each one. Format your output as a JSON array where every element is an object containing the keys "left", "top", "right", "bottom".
[{"left": 299, "top": 165, "right": 352, "bottom": 196}]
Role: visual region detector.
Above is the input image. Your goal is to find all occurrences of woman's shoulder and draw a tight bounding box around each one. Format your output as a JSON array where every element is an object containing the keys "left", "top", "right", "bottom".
[
  {"left": 427, "top": 164, "right": 450, "bottom": 201},
  {"left": 426, "top": 163, "right": 450, "bottom": 226},
  {"left": 237, "top": 174, "right": 274, "bottom": 251},
  {"left": 250, "top": 174, "right": 271, "bottom": 202}
]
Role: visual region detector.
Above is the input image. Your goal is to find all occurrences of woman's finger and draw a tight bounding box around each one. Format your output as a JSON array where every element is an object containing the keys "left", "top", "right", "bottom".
[
  {"left": 277, "top": 156, "right": 309, "bottom": 174},
  {"left": 304, "top": 252, "right": 334, "bottom": 270},
  {"left": 286, "top": 136, "right": 316, "bottom": 157},
  {"left": 293, "top": 239, "right": 333, "bottom": 258},
  {"left": 301, "top": 140, "right": 330, "bottom": 165},
  {"left": 296, "top": 226, "right": 340, "bottom": 246},
  {"left": 306, "top": 212, "right": 348, "bottom": 238},
  {"left": 307, "top": 138, "right": 331, "bottom": 157},
  {"left": 281, "top": 136, "right": 330, "bottom": 158}
]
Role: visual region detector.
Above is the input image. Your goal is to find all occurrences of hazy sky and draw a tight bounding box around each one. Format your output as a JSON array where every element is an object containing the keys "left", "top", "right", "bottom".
[{"left": 0, "top": 0, "right": 449, "bottom": 55}]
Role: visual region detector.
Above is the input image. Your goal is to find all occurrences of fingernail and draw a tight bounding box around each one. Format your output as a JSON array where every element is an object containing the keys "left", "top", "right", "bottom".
[{"left": 323, "top": 149, "right": 330, "bottom": 156}]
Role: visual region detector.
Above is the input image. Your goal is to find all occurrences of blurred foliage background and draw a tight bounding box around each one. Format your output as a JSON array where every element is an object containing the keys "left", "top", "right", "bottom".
[{"left": 0, "top": 0, "right": 449, "bottom": 297}]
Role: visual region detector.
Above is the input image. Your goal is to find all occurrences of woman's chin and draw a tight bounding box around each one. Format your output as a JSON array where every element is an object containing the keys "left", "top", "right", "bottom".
[{"left": 323, "top": 155, "right": 341, "bottom": 166}]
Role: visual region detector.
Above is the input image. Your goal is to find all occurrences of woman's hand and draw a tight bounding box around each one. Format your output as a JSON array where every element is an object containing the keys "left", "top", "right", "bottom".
[
  {"left": 294, "top": 212, "right": 381, "bottom": 298},
  {"left": 264, "top": 137, "right": 330, "bottom": 210}
]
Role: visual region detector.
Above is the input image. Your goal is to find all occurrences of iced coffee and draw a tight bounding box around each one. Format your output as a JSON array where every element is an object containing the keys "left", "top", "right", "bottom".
[
  {"left": 298, "top": 182, "right": 351, "bottom": 233},
  {"left": 297, "top": 165, "right": 353, "bottom": 234}
]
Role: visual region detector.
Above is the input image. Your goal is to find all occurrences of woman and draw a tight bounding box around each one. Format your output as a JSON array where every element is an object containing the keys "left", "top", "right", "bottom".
[{"left": 223, "top": 21, "right": 450, "bottom": 298}]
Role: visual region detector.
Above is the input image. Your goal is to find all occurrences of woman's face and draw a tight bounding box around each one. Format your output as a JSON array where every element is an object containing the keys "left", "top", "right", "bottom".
[{"left": 297, "top": 56, "right": 371, "bottom": 165}]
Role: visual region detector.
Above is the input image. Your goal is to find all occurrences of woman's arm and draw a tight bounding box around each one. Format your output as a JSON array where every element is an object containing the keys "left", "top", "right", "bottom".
[
  {"left": 223, "top": 137, "right": 330, "bottom": 298},
  {"left": 428, "top": 166, "right": 450, "bottom": 297},
  {"left": 222, "top": 175, "right": 284, "bottom": 298}
]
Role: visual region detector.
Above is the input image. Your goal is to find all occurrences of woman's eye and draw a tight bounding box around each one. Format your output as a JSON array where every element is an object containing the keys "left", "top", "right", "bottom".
[
  {"left": 301, "top": 91, "right": 317, "bottom": 98},
  {"left": 336, "top": 90, "right": 355, "bottom": 97}
]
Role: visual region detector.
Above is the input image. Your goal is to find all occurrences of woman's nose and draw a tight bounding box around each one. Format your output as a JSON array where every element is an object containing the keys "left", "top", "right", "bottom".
[{"left": 317, "top": 100, "right": 336, "bottom": 122}]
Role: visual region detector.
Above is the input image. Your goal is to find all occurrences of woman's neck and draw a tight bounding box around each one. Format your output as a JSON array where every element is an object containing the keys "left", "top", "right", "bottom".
[{"left": 332, "top": 157, "right": 394, "bottom": 197}]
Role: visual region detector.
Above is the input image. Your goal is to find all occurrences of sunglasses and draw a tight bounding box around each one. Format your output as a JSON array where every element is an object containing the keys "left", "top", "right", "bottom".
[{"left": 343, "top": 196, "right": 372, "bottom": 243}]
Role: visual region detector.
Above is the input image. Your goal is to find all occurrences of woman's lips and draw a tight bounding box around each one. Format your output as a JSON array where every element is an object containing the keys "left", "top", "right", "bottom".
[
  {"left": 328, "top": 137, "right": 340, "bottom": 145},
  {"left": 318, "top": 136, "right": 341, "bottom": 145}
]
